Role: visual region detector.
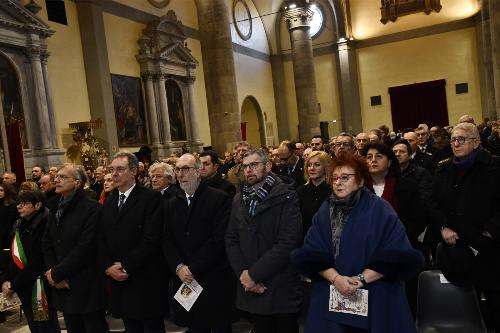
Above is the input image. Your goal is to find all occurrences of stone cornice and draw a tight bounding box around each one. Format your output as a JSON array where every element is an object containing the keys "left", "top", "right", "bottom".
[{"left": 1, "top": 0, "right": 54, "bottom": 37}]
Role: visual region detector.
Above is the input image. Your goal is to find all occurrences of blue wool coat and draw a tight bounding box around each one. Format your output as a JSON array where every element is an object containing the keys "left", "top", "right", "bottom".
[{"left": 292, "top": 188, "right": 424, "bottom": 333}]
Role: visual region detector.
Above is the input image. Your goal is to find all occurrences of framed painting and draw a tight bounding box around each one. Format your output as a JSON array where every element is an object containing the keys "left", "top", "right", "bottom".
[{"left": 111, "top": 74, "right": 147, "bottom": 146}]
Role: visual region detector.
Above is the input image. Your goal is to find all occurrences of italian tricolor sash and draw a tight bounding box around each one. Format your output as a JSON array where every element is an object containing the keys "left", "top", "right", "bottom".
[{"left": 11, "top": 230, "right": 50, "bottom": 321}]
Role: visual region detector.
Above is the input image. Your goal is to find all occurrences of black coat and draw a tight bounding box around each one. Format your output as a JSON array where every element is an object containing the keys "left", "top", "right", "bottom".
[
  {"left": 161, "top": 185, "right": 178, "bottom": 201},
  {"left": 0, "top": 201, "right": 18, "bottom": 250},
  {"left": 430, "top": 149, "right": 500, "bottom": 289},
  {"left": 226, "top": 177, "right": 303, "bottom": 315},
  {"left": 100, "top": 184, "right": 167, "bottom": 320},
  {"left": 163, "top": 181, "right": 237, "bottom": 328},
  {"left": 412, "top": 150, "right": 435, "bottom": 172},
  {"left": 0, "top": 209, "right": 50, "bottom": 306},
  {"left": 276, "top": 157, "right": 305, "bottom": 188},
  {"left": 202, "top": 173, "right": 236, "bottom": 198},
  {"left": 42, "top": 189, "right": 106, "bottom": 314},
  {"left": 296, "top": 181, "right": 331, "bottom": 237}
]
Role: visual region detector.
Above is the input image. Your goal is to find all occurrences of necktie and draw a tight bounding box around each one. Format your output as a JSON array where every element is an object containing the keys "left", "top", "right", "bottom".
[
  {"left": 118, "top": 194, "right": 126, "bottom": 211},
  {"left": 187, "top": 196, "right": 193, "bottom": 206}
]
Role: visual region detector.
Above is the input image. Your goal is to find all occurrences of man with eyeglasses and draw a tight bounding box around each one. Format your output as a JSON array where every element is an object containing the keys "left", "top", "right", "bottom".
[
  {"left": 100, "top": 152, "right": 167, "bottom": 333},
  {"left": 430, "top": 122, "right": 500, "bottom": 331},
  {"left": 39, "top": 174, "right": 58, "bottom": 204},
  {"left": 415, "top": 125, "right": 438, "bottom": 156},
  {"left": 42, "top": 164, "right": 108, "bottom": 332},
  {"left": 333, "top": 132, "right": 355, "bottom": 156},
  {"left": 163, "top": 153, "right": 237, "bottom": 332},
  {"left": 226, "top": 148, "right": 303, "bottom": 333},
  {"left": 276, "top": 140, "right": 305, "bottom": 188}
]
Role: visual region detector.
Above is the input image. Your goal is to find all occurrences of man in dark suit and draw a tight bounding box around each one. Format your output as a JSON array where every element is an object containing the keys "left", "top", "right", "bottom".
[
  {"left": 276, "top": 140, "right": 305, "bottom": 188},
  {"left": 163, "top": 154, "right": 237, "bottom": 332},
  {"left": 404, "top": 131, "right": 435, "bottom": 172},
  {"left": 42, "top": 164, "right": 107, "bottom": 333},
  {"left": 100, "top": 152, "right": 167, "bottom": 333},
  {"left": 90, "top": 166, "right": 105, "bottom": 198},
  {"left": 149, "top": 161, "right": 177, "bottom": 200},
  {"left": 199, "top": 150, "right": 236, "bottom": 197}
]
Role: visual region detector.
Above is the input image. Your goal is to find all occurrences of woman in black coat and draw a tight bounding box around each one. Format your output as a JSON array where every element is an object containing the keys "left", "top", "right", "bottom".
[
  {"left": 0, "top": 190, "right": 60, "bottom": 332},
  {"left": 297, "top": 151, "right": 332, "bottom": 238}
]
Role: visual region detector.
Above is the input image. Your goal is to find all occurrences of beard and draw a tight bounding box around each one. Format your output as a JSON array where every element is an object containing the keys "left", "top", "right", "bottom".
[{"left": 180, "top": 177, "right": 200, "bottom": 195}]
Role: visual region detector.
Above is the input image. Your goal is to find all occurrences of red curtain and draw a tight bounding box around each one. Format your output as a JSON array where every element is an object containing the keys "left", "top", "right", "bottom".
[
  {"left": 6, "top": 121, "right": 25, "bottom": 182},
  {"left": 389, "top": 79, "right": 448, "bottom": 132},
  {"left": 241, "top": 122, "right": 247, "bottom": 141}
]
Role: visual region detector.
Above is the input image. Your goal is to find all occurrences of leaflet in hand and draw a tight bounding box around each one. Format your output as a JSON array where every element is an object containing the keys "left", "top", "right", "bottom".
[
  {"left": 329, "top": 286, "right": 368, "bottom": 317},
  {"left": 0, "top": 292, "right": 22, "bottom": 311},
  {"left": 174, "top": 279, "right": 203, "bottom": 312}
]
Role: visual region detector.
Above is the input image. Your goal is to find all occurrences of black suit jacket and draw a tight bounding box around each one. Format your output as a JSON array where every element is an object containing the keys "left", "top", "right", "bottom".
[
  {"left": 100, "top": 184, "right": 167, "bottom": 319},
  {"left": 163, "top": 182, "right": 237, "bottom": 327},
  {"left": 42, "top": 189, "right": 106, "bottom": 314}
]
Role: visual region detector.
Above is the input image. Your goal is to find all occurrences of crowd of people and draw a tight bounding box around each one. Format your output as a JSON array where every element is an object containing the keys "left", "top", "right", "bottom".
[{"left": 0, "top": 114, "right": 499, "bottom": 333}]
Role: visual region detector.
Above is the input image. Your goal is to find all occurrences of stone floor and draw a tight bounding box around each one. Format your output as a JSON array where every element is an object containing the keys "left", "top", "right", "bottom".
[{"left": 0, "top": 307, "right": 256, "bottom": 333}]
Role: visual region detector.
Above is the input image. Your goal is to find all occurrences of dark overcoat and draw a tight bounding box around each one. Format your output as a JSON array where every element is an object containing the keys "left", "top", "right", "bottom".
[
  {"left": 163, "top": 181, "right": 237, "bottom": 328},
  {"left": 225, "top": 177, "right": 303, "bottom": 315},
  {"left": 42, "top": 189, "right": 106, "bottom": 314},
  {"left": 100, "top": 184, "right": 167, "bottom": 320},
  {"left": 430, "top": 149, "right": 500, "bottom": 288}
]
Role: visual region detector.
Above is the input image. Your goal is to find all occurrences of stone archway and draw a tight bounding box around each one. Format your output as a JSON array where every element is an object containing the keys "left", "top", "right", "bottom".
[{"left": 241, "top": 96, "right": 266, "bottom": 148}]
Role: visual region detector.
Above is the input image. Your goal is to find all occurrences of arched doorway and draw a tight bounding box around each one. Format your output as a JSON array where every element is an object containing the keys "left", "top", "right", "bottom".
[
  {"left": 241, "top": 96, "right": 266, "bottom": 148},
  {"left": 0, "top": 54, "right": 26, "bottom": 180}
]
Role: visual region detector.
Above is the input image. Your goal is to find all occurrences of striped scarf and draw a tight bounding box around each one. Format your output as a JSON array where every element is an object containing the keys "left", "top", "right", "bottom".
[{"left": 242, "top": 173, "right": 277, "bottom": 217}]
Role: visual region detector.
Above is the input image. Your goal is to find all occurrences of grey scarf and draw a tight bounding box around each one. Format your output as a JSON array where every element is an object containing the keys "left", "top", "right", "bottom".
[{"left": 330, "top": 188, "right": 362, "bottom": 259}]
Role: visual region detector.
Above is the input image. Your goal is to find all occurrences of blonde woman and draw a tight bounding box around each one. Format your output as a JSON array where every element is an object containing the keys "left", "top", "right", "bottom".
[{"left": 297, "top": 151, "right": 332, "bottom": 236}]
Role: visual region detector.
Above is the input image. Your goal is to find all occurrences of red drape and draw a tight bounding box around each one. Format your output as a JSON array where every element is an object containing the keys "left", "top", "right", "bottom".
[
  {"left": 389, "top": 79, "right": 448, "bottom": 131},
  {"left": 241, "top": 122, "right": 247, "bottom": 141},
  {"left": 6, "top": 120, "right": 25, "bottom": 182}
]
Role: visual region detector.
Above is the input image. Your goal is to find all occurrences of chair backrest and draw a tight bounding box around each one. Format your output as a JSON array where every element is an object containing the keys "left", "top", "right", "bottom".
[{"left": 416, "top": 270, "right": 487, "bottom": 333}]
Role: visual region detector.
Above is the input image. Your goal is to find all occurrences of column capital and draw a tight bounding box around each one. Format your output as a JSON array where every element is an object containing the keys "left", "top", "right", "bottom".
[
  {"left": 186, "top": 75, "right": 196, "bottom": 84},
  {"left": 25, "top": 45, "right": 41, "bottom": 61},
  {"left": 283, "top": 7, "right": 314, "bottom": 31},
  {"left": 40, "top": 50, "right": 50, "bottom": 65},
  {"left": 141, "top": 71, "right": 156, "bottom": 81}
]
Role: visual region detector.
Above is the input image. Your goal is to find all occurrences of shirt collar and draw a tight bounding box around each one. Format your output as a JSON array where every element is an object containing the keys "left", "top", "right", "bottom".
[{"left": 119, "top": 182, "right": 136, "bottom": 199}]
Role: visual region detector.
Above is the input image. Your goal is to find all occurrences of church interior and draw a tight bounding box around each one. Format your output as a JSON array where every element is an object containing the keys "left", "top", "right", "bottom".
[{"left": 0, "top": 0, "right": 498, "bottom": 178}]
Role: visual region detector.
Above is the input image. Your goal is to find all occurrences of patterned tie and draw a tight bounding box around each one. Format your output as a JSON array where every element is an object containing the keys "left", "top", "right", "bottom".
[
  {"left": 187, "top": 196, "right": 193, "bottom": 206},
  {"left": 118, "top": 194, "right": 126, "bottom": 211}
]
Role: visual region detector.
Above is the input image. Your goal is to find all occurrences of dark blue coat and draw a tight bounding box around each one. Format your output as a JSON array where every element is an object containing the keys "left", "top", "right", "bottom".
[{"left": 292, "top": 188, "right": 424, "bottom": 333}]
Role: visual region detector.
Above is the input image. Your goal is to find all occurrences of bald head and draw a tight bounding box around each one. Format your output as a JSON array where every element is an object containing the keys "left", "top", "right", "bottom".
[{"left": 403, "top": 131, "right": 418, "bottom": 152}]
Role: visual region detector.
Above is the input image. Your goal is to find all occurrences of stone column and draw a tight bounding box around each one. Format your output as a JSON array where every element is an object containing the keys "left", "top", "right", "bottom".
[
  {"left": 195, "top": 0, "right": 241, "bottom": 154},
  {"left": 142, "top": 73, "right": 161, "bottom": 146},
  {"left": 41, "top": 51, "right": 58, "bottom": 148},
  {"left": 489, "top": 0, "right": 500, "bottom": 118},
  {"left": 27, "top": 45, "right": 52, "bottom": 149},
  {"left": 283, "top": 4, "right": 320, "bottom": 142},
  {"left": 156, "top": 74, "right": 172, "bottom": 143},
  {"left": 75, "top": 0, "right": 119, "bottom": 154},
  {"left": 336, "top": 39, "right": 362, "bottom": 134},
  {"left": 186, "top": 76, "right": 201, "bottom": 143},
  {"left": 270, "top": 55, "right": 290, "bottom": 141}
]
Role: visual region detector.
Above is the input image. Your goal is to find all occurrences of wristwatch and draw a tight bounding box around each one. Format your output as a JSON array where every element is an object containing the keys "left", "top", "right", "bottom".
[{"left": 357, "top": 273, "right": 367, "bottom": 286}]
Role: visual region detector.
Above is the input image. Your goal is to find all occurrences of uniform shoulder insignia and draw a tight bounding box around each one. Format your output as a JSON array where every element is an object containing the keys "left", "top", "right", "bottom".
[{"left": 437, "top": 157, "right": 451, "bottom": 166}]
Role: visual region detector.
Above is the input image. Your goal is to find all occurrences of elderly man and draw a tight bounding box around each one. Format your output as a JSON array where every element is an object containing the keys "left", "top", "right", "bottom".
[
  {"left": 295, "top": 142, "right": 305, "bottom": 157},
  {"left": 226, "top": 149, "right": 302, "bottom": 333},
  {"left": 163, "top": 154, "right": 236, "bottom": 332},
  {"left": 403, "top": 131, "right": 435, "bottom": 171},
  {"left": 430, "top": 123, "right": 500, "bottom": 331},
  {"left": 48, "top": 166, "right": 58, "bottom": 178},
  {"left": 277, "top": 140, "right": 305, "bottom": 187},
  {"left": 199, "top": 150, "right": 236, "bottom": 197},
  {"left": 42, "top": 164, "right": 107, "bottom": 332},
  {"left": 310, "top": 135, "right": 324, "bottom": 151},
  {"left": 415, "top": 125, "right": 437, "bottom": 156},
  {"left": 90, "top": 166, "right": 105, "bottom": 198},
  {"left": 149, "top": 161, "right": 177, "bottom": 200},
  {"left": 354, "top": 133, "right": 369, "bottom": 156},
  {"left": 2, "top": 171, "right": 19, "bottom": 192},
  {"left": 100, "top": 152, "right": 167, "bottom": 332},
  {"left": 39, "top": 174, "right": 58, "bottom": 203},
  {"left": 458, "top": 114, "right": 475, "bottom": 124},
  {"left": 333, "top": 132, "right": 355, "bottom": 156},
  {"left": 227, "top": 141, "right": 251, "bottom": 191}
]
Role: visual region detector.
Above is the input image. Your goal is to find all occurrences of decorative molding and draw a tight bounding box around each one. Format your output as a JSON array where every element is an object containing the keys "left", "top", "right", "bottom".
[
  {"left": 380, "top": 0, "right": 442, "bottom": 24},
  {"left": 0, "top": 0, "right": 53, "bottom": 37},
  {"left": 283, "top": 7, "right": 314, "bottom": 31},
  {"left": 232, "top": 42, "right": 270, "bottom": 62},
  {"left": 232, "top": 0, "right": 252, "bottom": 41}
]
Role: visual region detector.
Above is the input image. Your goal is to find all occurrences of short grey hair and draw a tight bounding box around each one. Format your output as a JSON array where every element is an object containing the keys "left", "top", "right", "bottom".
[
  {"left": 113, "top": 152, "right": 139, "bottom": 171},
  {"left": 60, "top": 164, "right": 87, "bottom": 188},
  {"left": 337, "top": 132, "right": 354, "bottom": 141},
  {"left": 149, "top": 162, "right": 175, "bottom": 181},
  {"left": 243, "top": 148, "right": 269, "bottom": 163},
  {"left": 179, "top": 153, "right": 201, "bottom": 169},
  {"left": 452, "top": 122, "right": 479, "bottom": 139}
]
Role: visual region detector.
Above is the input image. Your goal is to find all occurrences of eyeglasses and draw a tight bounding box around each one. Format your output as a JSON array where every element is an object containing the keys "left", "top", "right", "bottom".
[
  {"left": 174, "top": 166, "right": 196, "bottom": 174},
  {"left": 242, "top": 161, "right": 264, "bottom": 170},
  {"left": 17, "top": 202, "right": 33, "bottom": 208},
  {"left": 55, "top": 175, "right": 76, "bottom": 181},
  {"left": 108, "top": 167, "right": 129, "bottom": 174},
  {"left": 450, "top": 136, "right": 475, "bottom": 145},
  {"left": 332, "top": 174, "right": 356, "bottom": 183},
  {"left": 335, "top": 142, "right": 353, "bottom": 147}
]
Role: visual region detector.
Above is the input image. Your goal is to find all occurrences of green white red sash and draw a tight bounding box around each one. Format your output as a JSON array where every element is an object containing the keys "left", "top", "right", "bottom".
[{"left": 11, "top": 230, "right": 50, "bottom": 321}]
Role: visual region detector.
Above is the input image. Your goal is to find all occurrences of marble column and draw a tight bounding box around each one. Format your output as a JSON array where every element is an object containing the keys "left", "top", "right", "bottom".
[
  {"left": 27, "top": 45, "right": 52, "bottom": 149},
  {"left": 186, "top": 76, "right": 201, "bottom": 143},
  {"left": 41, "top": 51, "right": 58, "bottom": 148},
  {"left": 156, "top": 74, "right": 172, "bottom": 143},
  {"left": 283, "top": 4, "right": 320, "bottom": 142},
  {"left": 336, "top": 39, "right": 362, "bottom": 134},
  {"left": 270, "top": 54, "right": 290, "bottom": 141},
  {"left": 195, "top": 0, "right": 241, "bottom": 154},
  {"left": 143, "top": 73, "right": 161, "bottom": 146}
]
